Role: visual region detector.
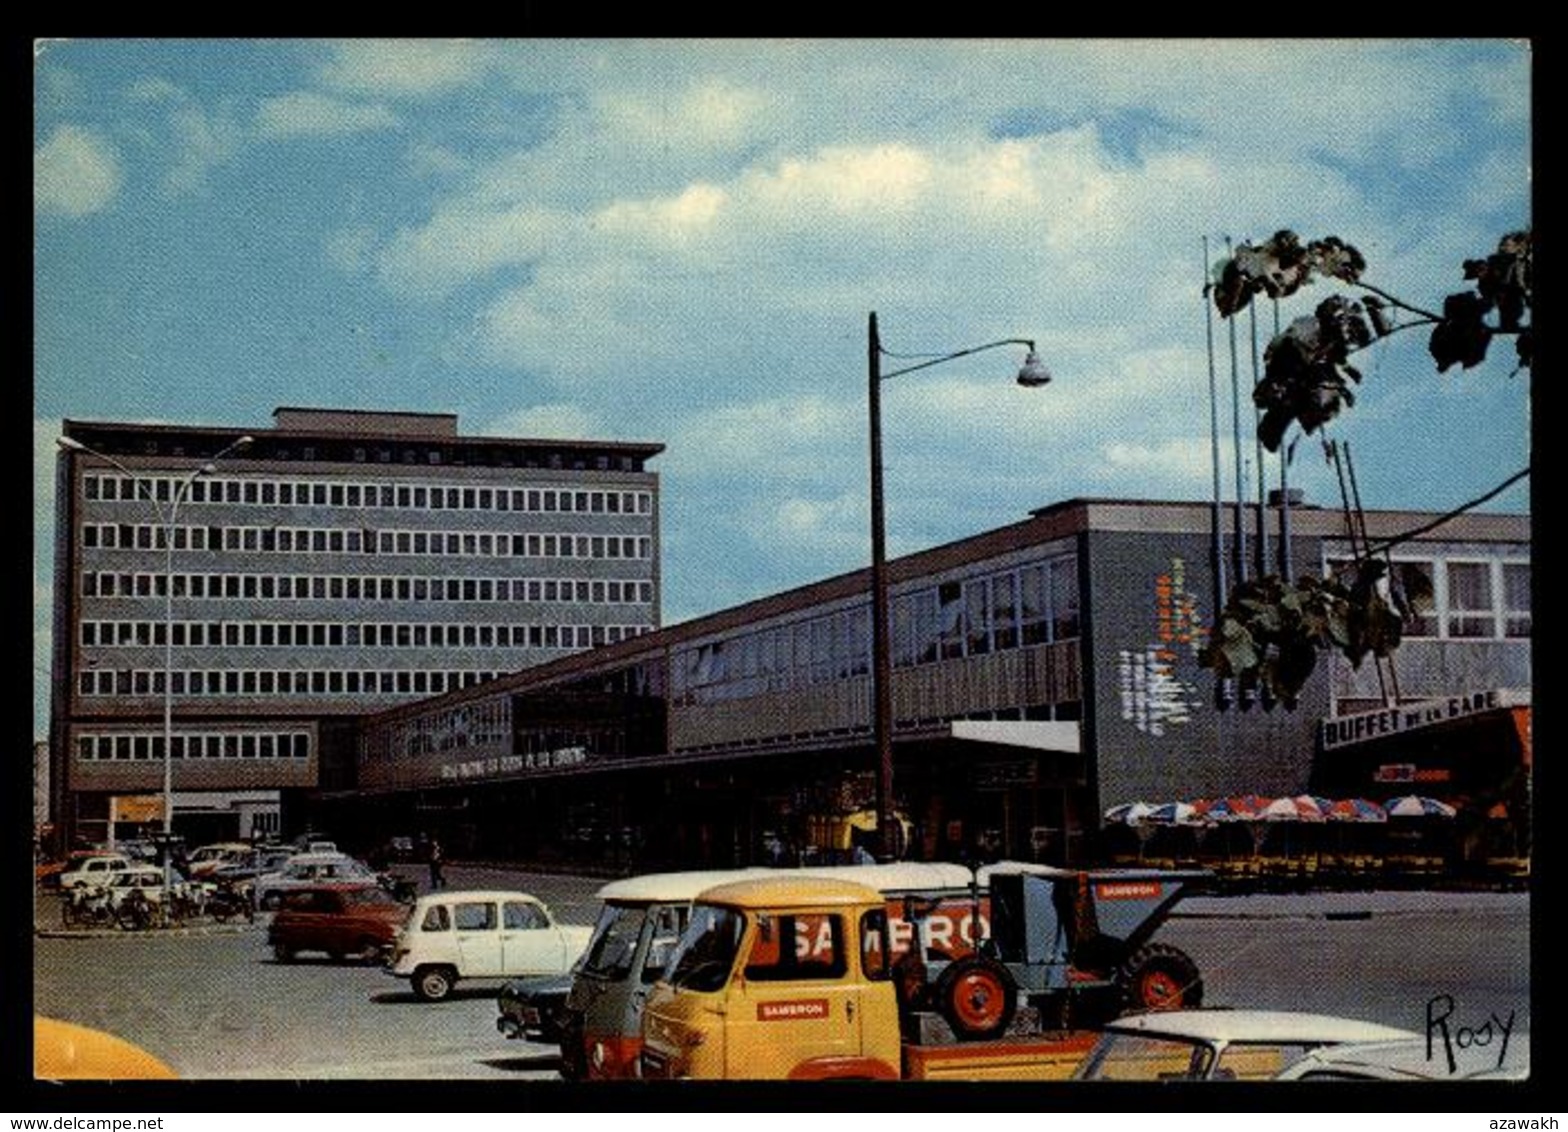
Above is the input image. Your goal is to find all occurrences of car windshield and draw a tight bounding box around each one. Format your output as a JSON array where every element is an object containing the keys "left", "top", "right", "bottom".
[
  {"left": 664, "top": 903, "right": 745, "bottom": 993},
  {"left": 1078, "top": 1033, "right": 1324, "bottom": 1081},
  {"left": 581, "top": 904, "right": 649, "bottom": 981},
  {"left": 1077, "top": 1034, "right": 1215, "bottom": 1081}
]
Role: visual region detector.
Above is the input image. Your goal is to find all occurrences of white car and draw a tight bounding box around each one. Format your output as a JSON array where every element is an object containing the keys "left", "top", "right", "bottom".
[
  {"left": 1072, "top": 1010, "right": 1419, "bottom": 1081},
  {"left": 1275, "top": 1034, "right": 1529, "bottom": 1081},
  {"left": 57, "top": 853, "right": 133, "bottom": 892},
  {"left": 63, "top": 863, "right": 166, "bottom": 927},
  {"left": 386, "top": 889, "right": 594, "bottom": 1002},
  {"left": 186, "top": 841, "right": 256, "bottom": 878},
  {"left": 254, "top": 852, "right": 380, "bottom": 909}
]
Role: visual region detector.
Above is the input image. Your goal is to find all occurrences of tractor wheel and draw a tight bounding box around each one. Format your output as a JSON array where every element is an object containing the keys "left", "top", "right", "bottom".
[
  {"left": 1117, "top": 942, "right": 1203, "bottom": 1014},
  {"left": 934, "top": 955, "right": 1017, "bottom": 1041}
]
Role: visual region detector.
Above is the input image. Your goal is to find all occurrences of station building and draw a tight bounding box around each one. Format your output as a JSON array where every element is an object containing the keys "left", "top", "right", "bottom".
[
  {"left": 48, "top": 408, "right": 663, "bottom": 848},
  {"left": 321, "top": 496, "right": 1530, "bottom": 868}
]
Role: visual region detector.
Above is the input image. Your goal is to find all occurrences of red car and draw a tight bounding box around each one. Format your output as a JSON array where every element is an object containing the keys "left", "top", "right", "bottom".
[{"left": 267, "top": 884, "right": 409, "bottom": 964}]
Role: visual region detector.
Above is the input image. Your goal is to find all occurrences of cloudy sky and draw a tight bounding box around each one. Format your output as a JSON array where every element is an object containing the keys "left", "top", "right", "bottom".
[{"left": 33, "top": 39, "right": 1532, "bottom": 737}]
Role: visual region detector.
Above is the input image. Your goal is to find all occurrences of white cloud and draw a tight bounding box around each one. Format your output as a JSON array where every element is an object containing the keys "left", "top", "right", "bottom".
[
  {"left": 1097, "top": 438, "right": 1215, "bottom": 482},
  {"left": 595, "top": 77, "right": 776, "bottom": 153},
  {"left": 481, "top": 403, "right": 603, "bottom": 440},
  {"left": 377, "top": 202, "right": 576, "bottom": 298},
  {"left": 316, "top": 39, "right": 501, "bottom": 98},
  {"left": 162, "top": 102, "right": 244, "bottom": 194},
  {"left": 324, "top": 224, "right": 380, "bottom": 274},
  {"left": 741, "top": 492, "right": 866, "bottom": 560},
  {"left": 126, "top": 76, "right": 183, "bottom": 103},
  {"left": 254, "top": 91, "right": 400, "bottom": 140},
  {"left": 665, "top": 395, "right": 859, "bottom": 482},
  {"left": 34, "top": 125, "right": 122, "bottom": 217}
]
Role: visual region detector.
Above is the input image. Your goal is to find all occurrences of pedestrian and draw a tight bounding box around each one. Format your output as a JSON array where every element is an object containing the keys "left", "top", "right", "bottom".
[{"left": 427, "top": 838, "right": 445, "bottom": 890}]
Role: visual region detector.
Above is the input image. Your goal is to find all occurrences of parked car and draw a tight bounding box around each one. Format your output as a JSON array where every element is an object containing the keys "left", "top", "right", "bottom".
[
  {"left": 254, "top": 852, "right": 381, "bottom": 909},
  {"left": 186, "top": 841, "right": 256, "bottom": 878},
  {"left": 37, "top": 849, "right": 118, "bottom": 889},
  {"left": 211, "top": 847, "right": 294, "bottom": 888},
  {"left": 56, "top": 853, "right": 133, "bottom": 892},
  {"left": 267, "top": 883, "right": 411, "bottom": 964},
  {"left": 1072, "top": 1010, "right": 1419, "bottom": 1081},
  {"left": 387, "top": 889, "right": 593, "bottom": 1002},
  {"left": 1274, "top": 1033, "right": 1530, "bottom": 1081},
  {"left": 114, "top": 839, "right": 161, "bottom": 863},
  {"left": 35, "top": 1016, "right": 177, "bottom": 1080},
  {"left": 496, "top": 969, "right": 578, "bottom": 1044},
  {"left": 101, "top": 864, "right": 169, "bottom": 912}
]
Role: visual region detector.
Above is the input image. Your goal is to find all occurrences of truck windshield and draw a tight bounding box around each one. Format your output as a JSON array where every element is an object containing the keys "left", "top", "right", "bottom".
[
  {"left": 665, "top": 903, "right": 745, "bottom": 993},
  {"left": 581, "top": 903, "right": 648, "bottom": 981}
]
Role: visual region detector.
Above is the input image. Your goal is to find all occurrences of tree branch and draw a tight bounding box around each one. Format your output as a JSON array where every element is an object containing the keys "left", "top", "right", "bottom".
[
  {"left": 1336, "top": 467, "right": 1531, "bottom": 567},
  {"left": 1351, "top": 280, "right": 1444, "bottom": 323}
]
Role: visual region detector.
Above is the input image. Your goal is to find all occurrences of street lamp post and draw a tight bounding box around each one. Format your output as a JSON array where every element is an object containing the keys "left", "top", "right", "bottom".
[
  {"left": 867, "top": 312, "right": 1052, "bottom": 861},
  {"left": 58, "top": 433, "right": 253, "bottom": 920}
]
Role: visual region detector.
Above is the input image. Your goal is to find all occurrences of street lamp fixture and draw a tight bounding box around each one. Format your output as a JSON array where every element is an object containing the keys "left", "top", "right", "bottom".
[
  {"left": 867, "top": 312, "right": 1049, "bottom": 861},
  {"left": 57, "top": 432, "right": 254, "bottom": 920}
]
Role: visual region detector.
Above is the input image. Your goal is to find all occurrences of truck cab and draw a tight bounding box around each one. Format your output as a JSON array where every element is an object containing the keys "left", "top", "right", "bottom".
[
  {"left": 557, "top": 862, "right": 977, "bottom": 1079},
  {"left": 639, "top": 876, "right": 903, "bottom": 1080}
]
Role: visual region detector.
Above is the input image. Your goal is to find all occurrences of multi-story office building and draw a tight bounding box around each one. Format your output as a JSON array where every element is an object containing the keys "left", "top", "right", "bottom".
[
  {"left": 48, "top": 408, "right": 662, "bottom": 847},
  {"left": 331, "top": 496, "right": 1529, "bottom": 869}
]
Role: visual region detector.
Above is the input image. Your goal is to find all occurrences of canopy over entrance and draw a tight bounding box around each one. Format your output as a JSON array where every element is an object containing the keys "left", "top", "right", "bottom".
[{"left": 1311, "top": 688, "right": 1530, "bottom": 804}]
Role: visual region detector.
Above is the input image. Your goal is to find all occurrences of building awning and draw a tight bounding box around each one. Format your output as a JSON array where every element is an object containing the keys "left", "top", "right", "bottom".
[
  {"left": 949, "top": 720, "right": 1081, "bottom": 754},
  {"left": 1318, "top": 688, "right": 1530, "bottom": 753}
]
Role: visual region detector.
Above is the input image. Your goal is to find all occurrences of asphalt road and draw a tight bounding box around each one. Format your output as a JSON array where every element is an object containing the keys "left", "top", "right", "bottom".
[{"left": 32, "top": 863, "right": 1530, "bottom": 1081}]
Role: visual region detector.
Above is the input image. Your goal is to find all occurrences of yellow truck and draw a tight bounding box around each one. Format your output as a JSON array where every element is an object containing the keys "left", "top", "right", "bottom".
[{"left": 637, "top": 875, "right": 1098, "bottom": 1081}]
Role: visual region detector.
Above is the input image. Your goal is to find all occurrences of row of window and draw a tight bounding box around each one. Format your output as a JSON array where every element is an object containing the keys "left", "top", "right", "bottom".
[
  {"left": 398, "top": 701, "right": 510, "bottom": 757},
  {"left": 79, "top": 668, "right": 513, "bottom": 698},
  {"left": 1335, "top": 557, "right": 1530, "bottom": 640},
  {"left": 85, "top": 473, "right": 653, "bottom": 517},
  {"left": 81, "top": 523, "right": 654, "bottom": 562},
  {"left": 897, "top": 557, "right": 1080, "bottom": 667},
  {"left": 671, "top": 554, "right": 1081, "bottom": 702},
  {"left": 81, "top": 619, "right": 655, "bottom": 650},
  {"left": 82, "top": 571, "right": 655, "bottom": 607},
  {"left": 75, "top": 730, "right": 311, "bottom": 762}
]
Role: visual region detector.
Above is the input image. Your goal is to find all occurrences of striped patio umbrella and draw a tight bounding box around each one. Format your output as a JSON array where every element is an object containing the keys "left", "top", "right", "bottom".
[
  {"left": 1104, "top": 801, "right": 1158, "bottom": 826},
  {"left": 1385, "top": 795, "right": 1458, "bottom": 819},
  {"left": 1301, "top": 794, "right": 1336, "bottom": 817},
  {"left": 1262, "top": 796, "right": 1328, "bottom": 822},
  {"left": 1145, "top": 801, "right": 1206, "bottom": 826},
  {"left": 1327, "top": 798, "right": 1388, "bottom": 822},
  {"left": 1204, "top": 797, "right": 1266, "bottom": 822}
]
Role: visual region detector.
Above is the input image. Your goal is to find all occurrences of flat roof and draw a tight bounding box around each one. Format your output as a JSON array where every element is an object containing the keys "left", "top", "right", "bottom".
[{"left": 60, "top": 416, "right": 665, "bottom": 459}]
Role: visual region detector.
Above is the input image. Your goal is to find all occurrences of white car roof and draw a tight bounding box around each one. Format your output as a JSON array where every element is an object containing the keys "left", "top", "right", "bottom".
[
  {"left": 792, "top": 862, "right": 977, "bottom": 893},
  {"left": 1102, "top": 1010, "right": 1418, "bottom": 1045},
  {"left": 68, "top": 854, "right": 130, "bottom": 868},
  {"left": 1278, "top": 1035, "right": 1530, "bottom": 1081},
  {"left": 596, "top": 862, "right": 983, "bottom": 905},
  {"left": 113, "top": 864, "right": 165, "bottom": 879},
  {"left": 597, "top": 869, "right": 773, "bottom": 903},
  {"left": 412, "top": 889, "right": 542, "bottom": 906}
]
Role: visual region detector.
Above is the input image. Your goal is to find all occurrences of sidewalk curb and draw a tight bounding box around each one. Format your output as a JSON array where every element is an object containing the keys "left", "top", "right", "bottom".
[{"left": 36, "top": 921, "right": 263, "bottom": 940}]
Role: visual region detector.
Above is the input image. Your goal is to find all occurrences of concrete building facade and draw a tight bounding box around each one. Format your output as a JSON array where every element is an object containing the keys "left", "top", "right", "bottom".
[
  {"left": 325, "top": 497, "right": 1529, "bottom": 869},
  {"left": 49, "top": 408, "right": 662, "bottom": 848}
]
